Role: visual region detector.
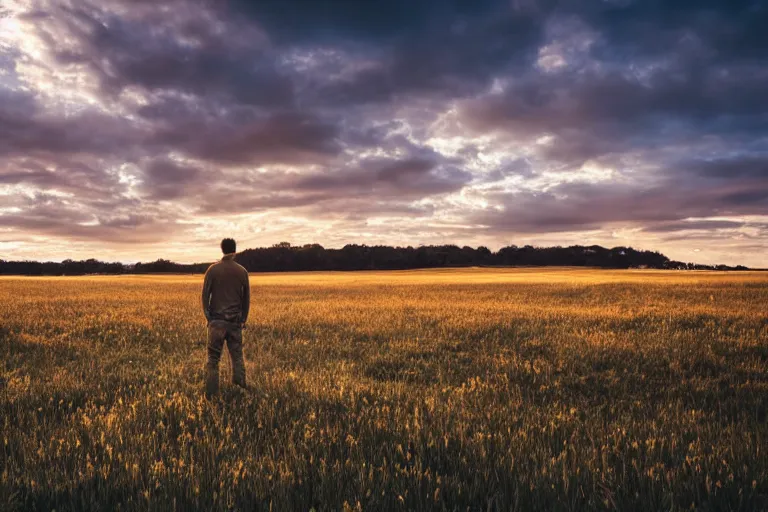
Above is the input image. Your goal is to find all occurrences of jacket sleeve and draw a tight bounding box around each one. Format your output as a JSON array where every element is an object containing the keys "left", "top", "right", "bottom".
[
  {"left": 241, "top": 270, "right": 250, "bottom": 324},
  {"left": 202, "top": 267, "right": 212, "bottom": 321}
]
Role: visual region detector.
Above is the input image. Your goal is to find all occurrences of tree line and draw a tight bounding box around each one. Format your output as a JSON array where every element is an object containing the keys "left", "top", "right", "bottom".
[{"left": 0, "top": 243, "right": 750, "bottom": 275}]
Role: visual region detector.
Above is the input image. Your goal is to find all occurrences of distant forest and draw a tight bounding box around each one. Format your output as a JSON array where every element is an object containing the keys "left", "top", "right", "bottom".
[{"left": 0, "top": 243, "right": 751, "bottom": 275}]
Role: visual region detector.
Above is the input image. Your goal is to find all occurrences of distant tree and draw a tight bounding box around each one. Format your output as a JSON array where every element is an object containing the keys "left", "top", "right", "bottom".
[{"left": 0, "top": 243, "right": 751, "bottom": 275}]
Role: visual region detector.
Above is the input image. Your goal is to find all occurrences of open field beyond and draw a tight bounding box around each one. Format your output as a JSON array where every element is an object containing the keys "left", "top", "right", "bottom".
[{"left": 1, "top": 268, "right": 767, "bottom": 511}]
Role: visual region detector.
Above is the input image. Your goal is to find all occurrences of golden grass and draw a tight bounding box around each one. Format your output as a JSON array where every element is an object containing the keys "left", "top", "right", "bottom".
[{"left": 1, "top": 268, "right": 767, "bottom": 511}]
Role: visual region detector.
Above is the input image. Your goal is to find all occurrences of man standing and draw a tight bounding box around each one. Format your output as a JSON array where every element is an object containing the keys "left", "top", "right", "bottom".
[{"left": 201, "top": 238, "right": 250, "bottom": 397}]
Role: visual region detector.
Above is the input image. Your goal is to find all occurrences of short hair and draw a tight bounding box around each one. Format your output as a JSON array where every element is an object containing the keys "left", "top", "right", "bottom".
[{"left": 221, "top": 238, "right": 236, "bottom": 254}]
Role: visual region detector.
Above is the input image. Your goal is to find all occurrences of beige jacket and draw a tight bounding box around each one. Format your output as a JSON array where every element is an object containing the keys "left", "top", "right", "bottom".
[{"left": 202, "top": 254, "right": 250, "bottom": 324}]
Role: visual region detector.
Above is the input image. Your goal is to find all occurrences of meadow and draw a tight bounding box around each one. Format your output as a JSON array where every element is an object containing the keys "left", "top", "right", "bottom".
[{"left": 1, "top": 268, "right": 767, "bottom": 511}]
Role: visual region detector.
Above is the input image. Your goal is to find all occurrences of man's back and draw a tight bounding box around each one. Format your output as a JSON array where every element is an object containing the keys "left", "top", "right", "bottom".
[
  {"left": 203, "top": 239, "right": 250, "bottom": 397},
  {"left": 202, "top": 254, "right": 250, "bottom": 324}
]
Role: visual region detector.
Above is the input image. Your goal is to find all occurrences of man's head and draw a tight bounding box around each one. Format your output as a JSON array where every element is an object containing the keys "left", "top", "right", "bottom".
[{"left": 221, "top": 238, "right": 236, "bottom": 255}]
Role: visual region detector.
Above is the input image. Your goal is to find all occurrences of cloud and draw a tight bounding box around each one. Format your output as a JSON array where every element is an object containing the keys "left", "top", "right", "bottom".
[
  {"left": 642, "top": 220, "right": 746, "bottom": 233},
  {"left": 0, "top": 0, "right": 766, "bottom": 265},
  {"left": 575, "top": 0, "right": 768, "bottom": 64},
  {"left": 32, "top": 0, "right": 292, "bottom": 107},
  {"left": 0, "top": 157, "right": 124, "bottom": 201},
  {"left": 293, "top": 157, "right": 470, "bottom": 197},
  {"left": 0, "top": 89, "right": 142, "bottom": 159},
  {"left": 0, "top": 191, "right": 179, "bottom": 243},
  {"left": 308, "top": 10, "right": 543, "bottom": 107},
  {"left": 193, "top": 154, "right": 470, "bottom": 215},
  {"left": 471, "top": 177, "right": 768, "bottom": 234},
  {"left": 232, "top": 0, "right": 507, "bottom": 43},
  {"left": 140, "top": 158, "right": 204, "bottom": 200},
  {"left": 683, "top": 156, "right": 768, "bottom": 180},
  {"left": 459, "top": 63, "right": 768, "bottom": 167},
  {"left": 183, "top": 112, "right": 341, "bottom": 166}
]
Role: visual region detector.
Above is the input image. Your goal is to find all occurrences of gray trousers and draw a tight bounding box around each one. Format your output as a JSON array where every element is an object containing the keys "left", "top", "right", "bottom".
[{"left": 206, "top": 320, "right": 246, "bottom": 396}]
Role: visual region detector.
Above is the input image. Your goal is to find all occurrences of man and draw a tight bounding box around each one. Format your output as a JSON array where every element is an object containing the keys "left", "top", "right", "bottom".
[{"left": 201, "top": 238, "right": 250, "bottom": 397}]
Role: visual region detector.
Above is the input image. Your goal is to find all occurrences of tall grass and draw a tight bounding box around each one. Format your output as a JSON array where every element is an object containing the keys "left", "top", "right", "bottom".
[{"left": 1, "top": 269, "right": 767, "bottom": 511}]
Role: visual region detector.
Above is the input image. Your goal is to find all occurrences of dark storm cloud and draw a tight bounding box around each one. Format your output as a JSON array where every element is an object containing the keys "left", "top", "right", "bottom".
[
  {"left": 182, "top": 112, "right": 341, "bottom": 165},
  {"left": 0, "top": 89, "right": 141, "bottom": 159},
  {"left": 135, "top": 95, "right": 342, "bottom": 165},
  {"left": 683, "top": 156, "right": 768, "bottom": 180},
  {"left": 0, "top": 157, "right": 123, "bottom": 198},
  {"left": 473, "top": 177, "right": 768, "bottom": 234},
  {"left": 48, "top": 0, "right": 294, "bottom": 108},
  {"left": 461, "top": 64, "right": 768, "bottom": 165},
  {"left": 307, "top": 12, "right": 544, "bottom": 106},
  {"left": 721, "top": 189, "right": 768, "bottom": 206},
  {"left": 140, "top": 158, "right": 204, "bottom": 200},
  {"left": 642, "top": 220, "right": 746, "bottom": 233},
  {"left": 232, "top": 0, "right": 506, "bottom": 43},
  {"left": 2, "top": 0, "right": 767, "bottom": 257},
  {"left": 232, "top": 0, "right": 767, "bottom": 60},
  {"left": 457, "top": 1, "right": 768, "bottom": 166},
  {"left": 575, "top": 0, "right": 768, "bottom": 64},
  {"left": 195, "top": 154, "right": 471, "bottom": 214},
  {"left": 293, "top": 157, "right": 471, "bottom": 197},
  {"left": 0, "top": 192, "right": 181, "bottom": 243},
  {"left": 1, "top": 215, "right": 179, "bottom": 243}
]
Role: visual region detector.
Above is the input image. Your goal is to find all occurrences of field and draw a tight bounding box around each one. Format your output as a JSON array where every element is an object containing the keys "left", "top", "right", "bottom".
[{"left": 1, "top": 268, "right": 767, "bottom": 511}]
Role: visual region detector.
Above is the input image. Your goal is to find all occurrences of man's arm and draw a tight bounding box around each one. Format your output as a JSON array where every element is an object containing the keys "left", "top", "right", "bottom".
[
  {"left": 241, "top": 271, "right": 250, "bottom": 325},
  {"left": 202, "top": 267, "right": 212, "bottom": 321}
]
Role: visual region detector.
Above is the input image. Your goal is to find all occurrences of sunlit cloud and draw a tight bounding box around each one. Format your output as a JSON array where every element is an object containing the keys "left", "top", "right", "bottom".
[{"left": 0, "top": 0, "right": 766, "bottom": 266}]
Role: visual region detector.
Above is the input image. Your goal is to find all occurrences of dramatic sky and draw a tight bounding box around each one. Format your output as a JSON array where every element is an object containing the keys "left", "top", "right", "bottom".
[{"left": 1, "top": 0, "right": 766, "bottom": 266}]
